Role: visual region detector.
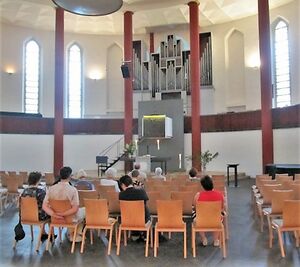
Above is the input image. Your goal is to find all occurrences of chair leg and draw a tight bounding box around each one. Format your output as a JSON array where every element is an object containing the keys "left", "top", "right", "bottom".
[
  {"left": 192, "top": 228, "right": 196, "bottom": 258},
  {"left": 294, "top": 231, "right": 299, "bottom": 247},
  {"left": 107, "top": 227, "right": 113, "bottom": 256},
  {"left": 183, "top": 230, "right": 187, "bottom": 259},
  {"left": 80, "top": 227, "right": 88, "bottom": 253},
  {"left": 90, "top": 229, "right": 93, "bottom": 245},
  {"left": 59, "top": 227, "right": 62, "bottom": 243},
  {"left": 150, "top": 226, "right": 153, "bottom": 248},
  {"left": 267, "top": 215, "right": 273, "bottom": 248},
  {"left": 145, "top": 228, "right": 150, "bottom": 257},
  {"left": 114, "top": 224, "right": 118, "bottom": 246},
  {"left": 116, "top": 228, "right": 122, "bottom": 255},
  {"left": 71, "top": 226, "right": 78, "bottom": 254},
  {"left": 30, "top": 225, "right": 34, "bottom": 241},
  {"left": 277, "top": 229, "right": 285, "bottom": 258},
  {"left": 124, "top": 230, "right": 127, "bottom": 246},
  {"left": 35, "top": 224, "right": 43, "bottom": 252},
  {"left": 154, "top": 229, "right": 158, "bottom": 258},
  {"left": 168, "top": 232, "right": 171, "bottom": 239},
  {"left": 222, "top": 229, "right": 226, "bottom": 258},
  {"left": 224, "top": 215, "right": 229, "bottom": 239},
  {"left": 260, "top": 212, "right": 264, "bottom": 233}
]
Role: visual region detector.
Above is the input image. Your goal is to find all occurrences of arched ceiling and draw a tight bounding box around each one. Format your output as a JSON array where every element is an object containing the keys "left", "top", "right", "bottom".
[{"left": 0, "top": 0, "right": 294, "bottom": 35}]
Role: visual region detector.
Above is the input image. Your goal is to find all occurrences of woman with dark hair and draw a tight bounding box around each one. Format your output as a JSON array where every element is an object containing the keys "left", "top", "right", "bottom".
[
  {"left": 21, "top": 172, "right": 50, "bottom": 240},
  {"left": 193, "top": 175, "right": 224, "bottom": 247},
  {"left": 189, "top": 167, "right": 198, "bottom": 180}
]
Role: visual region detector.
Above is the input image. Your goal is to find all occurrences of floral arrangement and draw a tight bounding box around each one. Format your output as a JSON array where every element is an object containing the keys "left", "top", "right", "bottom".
[
  {"left": 200, "top": 150, "right": 219, "bottom": 170},
  {"left": 124, "top": 142, "right": 136, "bottom": 155}
]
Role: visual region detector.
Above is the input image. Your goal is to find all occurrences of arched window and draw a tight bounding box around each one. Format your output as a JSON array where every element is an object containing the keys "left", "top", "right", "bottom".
[
  {"left": 272, "top": 20, "right": 291, "bottom": 108},
  {"left": 67, "top": 44, "right": 82, "bottom": 118},
  {"left": 24, "top": 40, "right": 40, "bottom": 113}
]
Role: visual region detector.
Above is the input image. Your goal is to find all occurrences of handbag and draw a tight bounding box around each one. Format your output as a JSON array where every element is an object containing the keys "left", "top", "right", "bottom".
[{"left": 14, "top": 221, "right": 25, "bottom": 241}]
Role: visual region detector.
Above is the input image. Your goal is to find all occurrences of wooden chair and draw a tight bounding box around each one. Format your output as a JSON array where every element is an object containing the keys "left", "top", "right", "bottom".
[
  {"left": 80, "top": 199, "right": 116, "bottom": 255},
  {"left": 44, "top": 173, "right": 55, "bottom": 186},
  {"left": 171, "top": 191, "right": 194, "bottom": 217},
  {"left": 271, "top": 200, "right": 300, "bottom": 257},
  {"left": 5, "top": 177, "right": 23, "bottom": 208},
  {"left": 147, "top": 191, "right": 161, "bottom": 218},
  {"left": 192, "top": 201, "right": 226, "bottom": 258},
  {"left": 106, "top": 191, "right": 120, "bottom": 216},
  {"left": 78, "top": 190, "right": 98, "bottom": 207},
  {"left": 263, "top": 190, "right": 294, "bottom": 248},
  {"left": 154, "top": 200, "right": 187, "bottom": 258},
  {"left": 19, "top": 171, "right": 28, "bottom": 184},
  {"left": 289, "top": 184, "right": 300, "bottom": 199},
  {"left": 117, "top": 200, "right": 152, "bottom": 257},
  {"left": 153, "top": 185, "right": 171, "bottom": 200},
  {"left": 179, "top": 185, "right": 199, "bottom": 196},
  {"left": 46, "top": 199, "right": 80, "bottom": 253},
  {"left": 96, "top": 185, "right": 115, "bottom": 199},
  {"left": 13, "top": 197, "right": 49, "bottom": 251}
]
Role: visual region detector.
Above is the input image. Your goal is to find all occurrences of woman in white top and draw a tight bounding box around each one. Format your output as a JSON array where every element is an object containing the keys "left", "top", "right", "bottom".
[
  {"left": 100, "top": 167, "right": 120, "bottom": 192},
  {"left": 152, "top": 167, "right": 166, "bottom": 181}
]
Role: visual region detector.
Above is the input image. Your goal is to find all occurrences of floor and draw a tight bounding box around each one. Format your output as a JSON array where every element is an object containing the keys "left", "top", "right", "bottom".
[{"left": 0, "top": 179, "right": 299, "bottom": 267}]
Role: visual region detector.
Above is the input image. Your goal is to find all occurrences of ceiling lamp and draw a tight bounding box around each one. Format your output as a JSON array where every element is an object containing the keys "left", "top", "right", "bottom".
[{"left": 52, "top": 0, "right": 123, "bottom": 16}]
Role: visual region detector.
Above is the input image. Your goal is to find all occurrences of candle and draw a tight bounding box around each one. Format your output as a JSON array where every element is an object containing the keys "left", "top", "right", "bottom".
[
  {"left": 179, "top": 153, "right": 182, "bottom": 169},
  {"left": 135, "top": 139, "right": 138, "bottom": 156},
  {"left": 157, "top": 139, "right": 160, "bottom": 150}
]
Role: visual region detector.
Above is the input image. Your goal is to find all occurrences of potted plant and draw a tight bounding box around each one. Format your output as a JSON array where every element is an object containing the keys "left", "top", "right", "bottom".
[
  {"left": 124, "top": 142, "right": 136, "bottom": 157},
  {"left": 186, "top": 150, "right": 219, "bottom": 172}
]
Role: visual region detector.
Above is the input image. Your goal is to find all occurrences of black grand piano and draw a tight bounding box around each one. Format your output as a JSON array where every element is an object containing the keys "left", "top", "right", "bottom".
[{"left": 265, "top": 164, "right": 300, "bottom": 179}]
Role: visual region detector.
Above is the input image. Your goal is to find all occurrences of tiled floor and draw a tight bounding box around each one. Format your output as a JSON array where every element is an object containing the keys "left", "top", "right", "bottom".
[{"left": 0, "top": 179, "right": 299, "bottom": 267}]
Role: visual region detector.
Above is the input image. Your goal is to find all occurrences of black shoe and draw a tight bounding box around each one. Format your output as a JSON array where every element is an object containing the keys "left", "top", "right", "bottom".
[{"left": 41, "top": 234, "right": 57, "bottom": 242}]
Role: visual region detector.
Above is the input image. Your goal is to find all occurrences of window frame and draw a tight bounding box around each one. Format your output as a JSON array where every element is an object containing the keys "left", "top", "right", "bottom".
[
  {"left": 66, "top": 42, "right": 83, "bottom": 118},
  {"left": 271, "top": 18, "right": 292, "bottom": 108},
  {"left": 23, "top": 39, "right": 41, "bottom": 114}
]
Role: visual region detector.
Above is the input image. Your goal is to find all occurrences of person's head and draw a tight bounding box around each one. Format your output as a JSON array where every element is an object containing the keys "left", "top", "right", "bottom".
[
  {"left": 155, "top": 167, "right": 162, "bottom": 176},
  {"left": 189, "top": 167, "right": 198, "bottom": 178},
  {"left": 134, "top": 163, "right": 141, "bottom": 170},
  {"left": 200, "top": 175, "right": 214, "bottom": 191},
  {"left": 131, "top": 169, "right": 140, "bottom": 178},
  {"left": 119, "top": 175, "right": 133, "bottom": 191},
  {"left": 75, "top": 169, "right": 87, "bottom": 179},
  {"left": 105, "top": 167, "right": 117, "bottom": 179},
  {"left": 28, "top": 172, "right": 42, "bottom": 186},
  {"left": 60, "top": 166, "right": 72, "bottom": 180}
]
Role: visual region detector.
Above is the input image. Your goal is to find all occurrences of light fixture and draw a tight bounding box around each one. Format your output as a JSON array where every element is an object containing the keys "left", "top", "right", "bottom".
[
  {"left": 247, "top": 53, "right": 261, "bottom": 69},
  {"left": 5, "top": 67, "right": 15, "bottom": 75},
  {"left": 89, "top": 70, "right": 103, "bottom": 80},
  {"left": 52, "top": 0, "right": 123, "bottom": 16}
]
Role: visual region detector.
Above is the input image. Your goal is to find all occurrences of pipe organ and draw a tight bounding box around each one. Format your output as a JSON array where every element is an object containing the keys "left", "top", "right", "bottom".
[{"left": 132, "top": 33, "right": 212, "bottom": 97}]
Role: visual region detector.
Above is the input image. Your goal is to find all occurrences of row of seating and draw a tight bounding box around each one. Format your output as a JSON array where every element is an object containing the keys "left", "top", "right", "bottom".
[
  {"left": 252, "top": 174, "right": 300, "bottom": 257},
  {"left": 18, "top": 197, "right": 226, "bottom": 258}
]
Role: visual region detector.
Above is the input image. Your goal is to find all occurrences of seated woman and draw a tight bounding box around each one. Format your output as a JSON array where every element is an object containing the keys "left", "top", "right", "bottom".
[
  {"left": 152, "top": 167, "right": 166, "bottom": 181},
  {"left": 21, "top": 172, "right": 50, "bottom": 241},
  {"left": 193, "top": 175, "right": 224, "bottom": 247},
  {"left": 73, "top": 169, "right": 94, "bottom": 190}
]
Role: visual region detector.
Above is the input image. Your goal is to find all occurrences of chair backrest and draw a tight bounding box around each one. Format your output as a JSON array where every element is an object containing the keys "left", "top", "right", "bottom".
[
  {"left": 171, "top": 191, "right": 193, "bottom": 215},
  {"left": 8, "top": 171, "right": 17, "bottom": 176},
  {"left": 156, "top": 200, "right": 184, "bottom": 228},
  {"left": 97, "top": 185, "right": 116, "bottom": 199},
  {"left": 19, "top": 172, "right": 28, "bottom": 184},
  {"left": 1, "top": 174, "right": 8, "bottom": 187},
  {"left": 10, "top": 174, "right": 24, "bottom": 188},
  {"left": 84, "top": 199, "right": 109, "bottom": 226},
  {"left": 295, "top": 174, "right": 300, "bottom": 181},
  {"left": 49, "top": 199, "right": 73, "bottom": 224},
  {"left": 45, "top": 173, "right": 55, "bottom": 186},
  {"left": 261, "top": 184, "right": 283, "bottom": 204},
  {"left": 271, "top": 190, "right": 294, "bottom": 214},
  {"left": 78, "top": 190, "right": 98, "bottom": 207},
  {"left": 120, "top": 200, "right": 145, "bottom": 227},
  {"left": 276, "top": 175, "right": 293, "bottom": 184},
  {"left": 21, "top": 197, "right": 39, "bottom": 223},
  {"left": 7, "top": 177, "right": 19, "bottom": 193},
  {"left": 179, "top": 185, "right": 199, "bottom": 196},
  {"left": 259, "top": 182, "right": 281, "bottom": 197},
  {"left": 289, "top": 184, "right": 300, "bottom": 200},
  {"left": 106, "top": 191, "right": 120, "bottom": 214},
  {"left": 256, "top": 176, "right": 272, "bottom": 188},
  {"left": 195, "top": 201, "right": 222, "bottom": 228},
  {"left": 282, "top": 200, "right": 300, "bottom": 227},
  {"left": 147, "top": 191, "right": 161, "bottom": 215},
  {"left": 153, "top": 185, "right": 171, "bottom": 200}
]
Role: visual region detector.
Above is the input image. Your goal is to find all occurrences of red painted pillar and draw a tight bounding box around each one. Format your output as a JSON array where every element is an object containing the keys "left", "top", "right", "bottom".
[
  {"left": 150, "top": 32, "right": 154, "bottom": 53},
  {"left": 258, "top": 0, "right": 274, "bottom": 171},
  {"left": 53, "top": 7, "right": 64, "bottom": 176},
  {"left": 188, "top": 1, "right": 201, "bottom": 171},
  {"left": 124, "top": 11, "right": 133, "bottom": 169}
]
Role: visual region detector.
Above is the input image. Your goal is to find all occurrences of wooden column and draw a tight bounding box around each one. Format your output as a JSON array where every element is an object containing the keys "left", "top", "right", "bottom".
[
  {"left": 124, "top": 11, "right": 133, "bottom": 172},
  {"left": 188, "top": 1, "right": 201, "bottom": 171},
  {"left": 53, "top": 7, "right": 64, "bottom": 176},
  {"left": 150, "top": 32, "right": 154, "bottom": 53},
  {"left": 258, "top": 0, "right": 274, "bottom": 171}
]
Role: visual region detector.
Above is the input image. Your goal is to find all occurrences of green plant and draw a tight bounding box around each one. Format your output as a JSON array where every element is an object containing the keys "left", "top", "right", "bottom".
[
  {"left": 124, "top": 142, "right": 136, "bottom": 155},
  {"left": 186, "top": 150, "right": 219, "bottom": 170}
]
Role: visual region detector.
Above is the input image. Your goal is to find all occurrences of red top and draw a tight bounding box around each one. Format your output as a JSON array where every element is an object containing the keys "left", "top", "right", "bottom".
[{"left": 197, "top": 190, "right": 224, "bottom": 206}]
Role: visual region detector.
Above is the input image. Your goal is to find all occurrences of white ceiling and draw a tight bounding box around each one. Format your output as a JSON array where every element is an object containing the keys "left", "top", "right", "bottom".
[{"left": 0, "top": 0, "right": 294, "bottom": 35}]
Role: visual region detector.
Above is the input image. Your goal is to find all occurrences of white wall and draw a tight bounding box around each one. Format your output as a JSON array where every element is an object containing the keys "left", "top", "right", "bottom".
[{"left": 2, "top": 128, "right": 299, "bottom": 177}]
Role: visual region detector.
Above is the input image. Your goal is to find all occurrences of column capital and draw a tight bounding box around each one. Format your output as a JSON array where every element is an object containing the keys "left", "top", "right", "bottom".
[{"left": 124, "top": 10, "right": 134, "bottom": 15}]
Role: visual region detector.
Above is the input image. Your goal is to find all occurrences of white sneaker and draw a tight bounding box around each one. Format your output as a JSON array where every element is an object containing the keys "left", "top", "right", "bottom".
[
  {"left": 213, "top": 239, "right": 220, "bottom": 247},
  {"left": 202, "top": 237, "right": 208, "bottom": 246}
]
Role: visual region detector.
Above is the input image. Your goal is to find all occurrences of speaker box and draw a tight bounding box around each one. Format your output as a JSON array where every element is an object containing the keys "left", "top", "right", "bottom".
[{"left": 121, "top": 64, "right": 130, "bottom": 78}]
